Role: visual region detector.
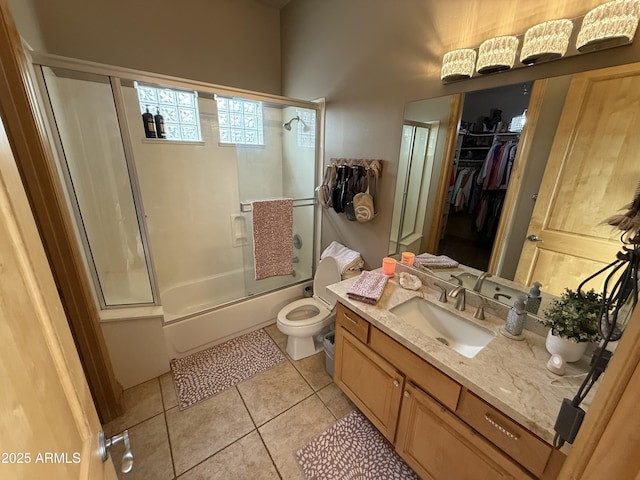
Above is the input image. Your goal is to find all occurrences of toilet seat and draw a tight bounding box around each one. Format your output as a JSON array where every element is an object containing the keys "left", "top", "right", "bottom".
[
  {"left": 277, "top": 297, "right": 333, "bottom": 328},
  {"left": 276, "top": 256, "right": 341, "bottom": 360}
]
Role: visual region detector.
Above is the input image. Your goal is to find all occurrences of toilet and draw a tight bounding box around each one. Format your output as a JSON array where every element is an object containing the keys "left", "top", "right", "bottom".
[{"left": 277, "top": 256, "right": 341, "bottom": 360}]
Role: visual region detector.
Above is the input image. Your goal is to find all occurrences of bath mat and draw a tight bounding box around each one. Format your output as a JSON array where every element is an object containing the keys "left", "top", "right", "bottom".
[
  {"left": 295, "top": 410, "right": 419, "bottom": 480},
  {"left": 170, "top": 329, "right": 286, "bottom": 410}
]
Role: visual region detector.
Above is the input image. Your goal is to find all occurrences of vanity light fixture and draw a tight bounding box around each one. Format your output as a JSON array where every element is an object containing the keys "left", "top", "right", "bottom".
[
  {"left": 476, "top": 36, "right": 519, "bottom": 74},
  {"left": 576, "top": 0, "right": 640, "bottom": 52},
  {"left": 441, "top": 49, "right": 477, "bottom": 82},
  {"left": 521, "top": 19, "right": 574, "bottom": 65}
]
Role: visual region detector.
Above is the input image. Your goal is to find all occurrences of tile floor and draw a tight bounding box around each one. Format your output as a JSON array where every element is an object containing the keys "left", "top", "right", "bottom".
[{"left": 103, "top": 323, "right": 356, "bottom": 480}]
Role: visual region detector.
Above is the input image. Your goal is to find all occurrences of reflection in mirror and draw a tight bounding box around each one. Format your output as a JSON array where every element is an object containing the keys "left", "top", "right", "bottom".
[
  {"left": 438, "top": 82, "right": 532, "bottom": 272},
  {"left": 390, "top": 64, "right": 640, "bottom": 315},
  {"left": 389, "top": 121, "right": 433, "bottom": 255}
]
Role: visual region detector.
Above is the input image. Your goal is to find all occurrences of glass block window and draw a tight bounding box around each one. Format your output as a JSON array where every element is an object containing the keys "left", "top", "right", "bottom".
[
  {"left": 215, "top": 96, "right": 264, "bottom": 146},
  {"left": 297, "top": 109, "right": 316, "bottom": 148},
  {"left": 135, "top": 82, "right": 202, "bottom": 141}
]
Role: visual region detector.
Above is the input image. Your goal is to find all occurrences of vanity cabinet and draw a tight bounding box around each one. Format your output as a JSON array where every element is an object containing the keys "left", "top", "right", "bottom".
[
  {"left": 334, "top": 306, "right": 404, "bottom": 441},
  {"left": 396, "top": 382, "right": 528, "bottom": 479},
  {"left": 334, "top": 303, "right": 563, "bottom": 479}
]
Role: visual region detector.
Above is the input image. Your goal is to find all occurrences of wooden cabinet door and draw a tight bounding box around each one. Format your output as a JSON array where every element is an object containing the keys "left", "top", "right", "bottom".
[
  {"left": 396, "top": 384, "right": 530, "bottom": 480},
  {"left": 514, "top": 63, "right": 640, "bottom": 295},
  {"left": 0, "top": 114, "right": 116, "bottom": 478},
  {"left": 334, "top": 325, "right": 404, "bottom": 442}
]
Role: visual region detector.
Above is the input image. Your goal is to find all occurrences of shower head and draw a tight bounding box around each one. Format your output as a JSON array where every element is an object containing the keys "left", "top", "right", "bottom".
[{"left": 283, "top": 115, "right": 301, "bottom": 131}]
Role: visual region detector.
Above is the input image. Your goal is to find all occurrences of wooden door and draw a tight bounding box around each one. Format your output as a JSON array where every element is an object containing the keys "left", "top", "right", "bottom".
[
  {"left": 396, "top": 383, "right": 529, "bottom": 480},
  {"left": 334, "top": 326, "right": 404, "bottom": 442},
  {"left": 0, "top": 113, "right": 116, "bottom": 478},
  {"left": 514, "top": 63, "right": 640, "bottom": 295}
]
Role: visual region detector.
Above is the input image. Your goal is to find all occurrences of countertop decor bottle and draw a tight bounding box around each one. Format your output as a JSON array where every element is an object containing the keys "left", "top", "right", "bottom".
[
  {"left": 154, "top": 108, "right": 166, "bottom": 139},
  {"left": 525, "top": 281, "right": 542, "bottom": 314},
  {"left": 501, "top": 297, "right": 526, "bottom": 340},
  {"left": 142, "top": 106, "right": 157, "bottom": 138}
]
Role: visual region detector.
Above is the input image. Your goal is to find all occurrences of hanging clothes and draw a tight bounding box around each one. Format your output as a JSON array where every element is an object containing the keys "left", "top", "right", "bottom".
[
  {"left": 473, "top": 137, "right": 518, "bottom": 233},
  {"left": 477, "top": 139, "right": 519, "bottom": 191}
]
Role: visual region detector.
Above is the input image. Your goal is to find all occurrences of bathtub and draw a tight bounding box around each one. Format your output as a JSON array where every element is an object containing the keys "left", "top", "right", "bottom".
[
  {"left": 162, "top": 269, "right": 311, "bottom": 358},
  {"left": 162, "top": 269, "right": 247, "bottom": 323},
  {"left": 100, "top": 270, "right": 311, "bottom": 388}
]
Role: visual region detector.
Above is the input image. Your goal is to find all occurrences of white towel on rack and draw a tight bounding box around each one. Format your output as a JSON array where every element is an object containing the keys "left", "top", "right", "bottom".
[
  {"left": 321, "top": 241, "right": 364, "bottom": 275},
  {"left": 252, "top": 199, "right": 293, "bottom": 280}
]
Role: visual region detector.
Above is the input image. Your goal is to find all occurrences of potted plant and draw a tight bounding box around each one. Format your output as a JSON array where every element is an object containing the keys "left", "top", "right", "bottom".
[{"left": 540, "top": 288, "right": 602, "bottom": 362}]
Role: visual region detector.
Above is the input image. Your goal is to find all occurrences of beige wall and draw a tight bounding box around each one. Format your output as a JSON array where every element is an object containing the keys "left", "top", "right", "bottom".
[
  {"left": 10, "top": 0, "right": 640, "bottom": 270},
  {"left": 16, "top": 0, "right": 282, "bottom": 95},
  {"left": 281, "top": 0, "right": 640, "bottom": 268},
  {"left": 7, "top": 0, "right": 45, "bottom": 51}
]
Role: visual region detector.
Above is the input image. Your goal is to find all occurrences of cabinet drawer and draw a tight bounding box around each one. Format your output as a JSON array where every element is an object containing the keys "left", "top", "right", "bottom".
[
  {"left": 336, "top": 303, "right": 370, "bottom": 343},
  {"left": 369, "top": 326, "right": 461, "bottom": 411},
  {"left": 456, "top": 389, "right": 552, "bottom": 478}
]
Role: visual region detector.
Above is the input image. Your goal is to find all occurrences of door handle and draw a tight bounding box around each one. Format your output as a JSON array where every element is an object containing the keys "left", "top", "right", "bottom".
[
  {"left": 99, "top": 430, "right": 134, "bottom": 474},
  {"left": 527, "top": 234, "right": 541, "bottom": 242}
]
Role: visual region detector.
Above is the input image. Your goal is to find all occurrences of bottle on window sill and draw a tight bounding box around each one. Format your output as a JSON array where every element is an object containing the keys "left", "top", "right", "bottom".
[
  {"left": 142, "top": 106, "right": 157, "bottom": 138},
  {"left": 154, "top": 109, "right": 166, "bottom": 139}
]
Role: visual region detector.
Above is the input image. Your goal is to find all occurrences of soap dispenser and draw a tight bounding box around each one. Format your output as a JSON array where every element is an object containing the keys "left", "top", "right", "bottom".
[
  {"left": 525, "top": 282, "right": 542, "bottom": 314},
  {"left": 500, "top": 297, "right": 526, "bottom": 340}
]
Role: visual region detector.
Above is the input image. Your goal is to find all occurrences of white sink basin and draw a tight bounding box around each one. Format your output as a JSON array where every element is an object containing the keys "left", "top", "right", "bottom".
[{"left": 390, "top": 297, "right": 496, "bottom": 358}]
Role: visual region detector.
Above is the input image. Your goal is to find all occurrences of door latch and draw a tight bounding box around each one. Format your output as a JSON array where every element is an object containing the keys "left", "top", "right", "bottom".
[{"left": 98, "top": 430, "right": 134, "bottom": 474}]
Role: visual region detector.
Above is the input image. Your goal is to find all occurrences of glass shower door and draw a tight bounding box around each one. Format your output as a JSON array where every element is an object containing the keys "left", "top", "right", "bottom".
[
  {"left": 40, "top": 66, "right": 156, "bottom": 307},
  {"left": 238, "top": 105, "right": 317, "bottom": 296}
]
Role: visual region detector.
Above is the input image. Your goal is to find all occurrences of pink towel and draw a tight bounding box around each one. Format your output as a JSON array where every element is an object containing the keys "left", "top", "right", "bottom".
[
  {"left": 252, "top": 199, "right": 293, "bottom": 280},
  {"left": 347, "top": 271, "right": 389, "bottom": 305},
  {"left": 413, "top": 254, "right": 459, "bottom": 269}
]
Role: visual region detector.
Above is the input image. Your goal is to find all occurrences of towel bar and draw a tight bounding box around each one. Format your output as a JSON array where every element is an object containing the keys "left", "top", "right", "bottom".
[{"left": 240, "top": 197, "right": 317, "bottom": 213}]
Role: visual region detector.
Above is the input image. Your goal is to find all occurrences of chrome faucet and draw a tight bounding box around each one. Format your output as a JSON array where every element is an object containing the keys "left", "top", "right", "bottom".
[
  {"left": 434, "top": 284, "right": 448, "bottom": 303},
  {"left": 473, "top": 272, "right": 492, "bottom": 292},
  {"left": 493, "top": 293, "right": 512, "bottom": 303},
  {"left": 449, "top": 285, "right": 466, "bottom": 311}
]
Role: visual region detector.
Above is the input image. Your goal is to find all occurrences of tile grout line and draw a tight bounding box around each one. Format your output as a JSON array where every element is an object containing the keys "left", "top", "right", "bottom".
[
  {"left": 159, "top": 376, "right": 178, "bottom": 479},
  {"left": 237, "top": 383, "right": 284, "bottom": 480}
]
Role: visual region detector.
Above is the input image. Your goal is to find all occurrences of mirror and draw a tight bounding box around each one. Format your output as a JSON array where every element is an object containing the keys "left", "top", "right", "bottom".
[{"left": 390, "top": 67, "right": 640, "bottom": 317}]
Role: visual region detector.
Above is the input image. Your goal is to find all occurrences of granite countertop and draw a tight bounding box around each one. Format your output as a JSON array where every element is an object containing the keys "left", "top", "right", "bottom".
[{"left": 327, "top": 269, "right": 597, "bottom": 446}]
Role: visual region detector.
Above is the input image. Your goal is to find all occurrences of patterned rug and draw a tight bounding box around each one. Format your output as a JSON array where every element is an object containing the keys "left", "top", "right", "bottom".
[
  {"left": 295, "top": 410, "right": 419, "bottom": 480},
  {"left": 170, "top": 329, "right": 286, "bottom": 410}
]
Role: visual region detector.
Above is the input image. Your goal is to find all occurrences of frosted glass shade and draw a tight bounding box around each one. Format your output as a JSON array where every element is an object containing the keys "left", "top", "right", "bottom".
[
  {"left": 476, "top": 36, "right": 519, "bottom": 74},
  {"left": 577, "top": 0, "right": 640, "bottom": 52},
  {"left": 441, "top": 49, "right": 477, "bottom": 81},
  {"left": 521, "top": 19, "right": 574, "bottom": 65}
]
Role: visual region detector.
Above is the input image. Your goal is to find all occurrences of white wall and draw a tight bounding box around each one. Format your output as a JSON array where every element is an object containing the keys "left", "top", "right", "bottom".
[{"left": 123, "top": 87, "right": 288, "bottom": 292}]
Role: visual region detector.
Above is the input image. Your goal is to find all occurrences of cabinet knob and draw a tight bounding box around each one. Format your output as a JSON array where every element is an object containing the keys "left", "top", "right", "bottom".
[
  {"left": 393, "top": 380, "right": 400, "bottom": 388},
  {"left": 404, "top": 391, "right": 410, "bottom": 398}
]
